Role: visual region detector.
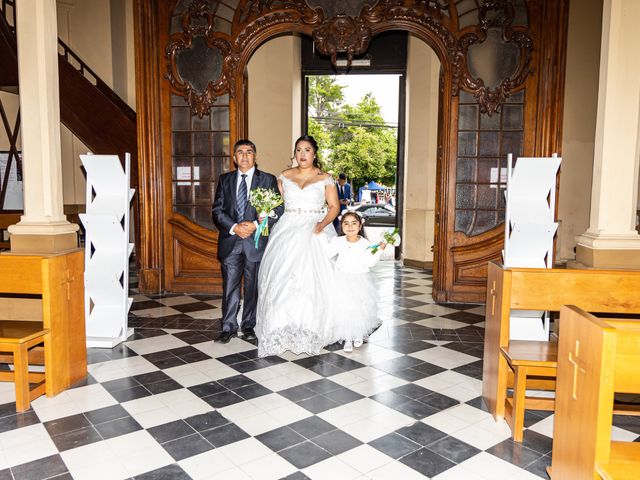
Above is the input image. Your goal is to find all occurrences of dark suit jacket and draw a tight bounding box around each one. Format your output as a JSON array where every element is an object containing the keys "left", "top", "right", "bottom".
[
  {"left": 212, "top": 169, "right": 282, "bottom": 262},
  {"left": 336, "top": 182, "right": 352, "bottom": 211}
]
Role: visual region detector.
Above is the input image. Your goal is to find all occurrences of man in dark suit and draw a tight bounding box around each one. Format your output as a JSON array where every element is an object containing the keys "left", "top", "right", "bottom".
[
  {"left": 333, "top": 172, "right": 352, "bottom": 230},
  {"left": 212, "top": 139, "right": 282, "bottom": 343}
]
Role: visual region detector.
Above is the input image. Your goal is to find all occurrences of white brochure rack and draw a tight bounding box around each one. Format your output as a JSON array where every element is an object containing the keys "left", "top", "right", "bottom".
[
  {"left": 503, "top": 153, "right": 561, "bottom": 340},
  {"left": 80, "top": 153, "right": 135, "bottom": 348}
]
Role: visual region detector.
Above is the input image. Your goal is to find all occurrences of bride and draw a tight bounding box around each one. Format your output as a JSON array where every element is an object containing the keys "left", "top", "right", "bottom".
[{"left": 256, "top": 135, "right": 340, "bottom": 357}]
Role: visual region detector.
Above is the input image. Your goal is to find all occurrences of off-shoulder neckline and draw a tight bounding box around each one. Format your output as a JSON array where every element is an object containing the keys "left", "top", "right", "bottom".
[{"left": 279, "top": 174, "right": 332, "bottom": 190}]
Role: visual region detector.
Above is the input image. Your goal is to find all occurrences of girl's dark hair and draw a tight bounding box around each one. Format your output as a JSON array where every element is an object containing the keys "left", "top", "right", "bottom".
[
  {"left": 339, "top": 211, "right": 367, "bottom": 239},
  {"left": 295, "top": 135, "right": 321, "bottom": 168}
]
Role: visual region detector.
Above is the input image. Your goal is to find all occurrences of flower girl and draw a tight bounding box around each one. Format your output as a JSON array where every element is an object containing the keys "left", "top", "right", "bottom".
[{"left": 325, "top": 211, "right": 386, "bottom": 352}]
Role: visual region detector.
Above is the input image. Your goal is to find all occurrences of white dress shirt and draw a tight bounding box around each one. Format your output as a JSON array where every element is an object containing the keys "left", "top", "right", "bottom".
[{"left": 236, "top": 167, "right": 255, "bottom": 196}]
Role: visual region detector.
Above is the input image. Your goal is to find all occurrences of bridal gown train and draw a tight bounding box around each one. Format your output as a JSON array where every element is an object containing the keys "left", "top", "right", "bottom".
[{"left": 256, "top": 175, "right": 337, "bottom": 357}]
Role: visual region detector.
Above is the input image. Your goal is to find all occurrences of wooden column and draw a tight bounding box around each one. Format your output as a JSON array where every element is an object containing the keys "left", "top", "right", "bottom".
[{"left": 133, "top": 0, "right": 163, "bottom": 293}]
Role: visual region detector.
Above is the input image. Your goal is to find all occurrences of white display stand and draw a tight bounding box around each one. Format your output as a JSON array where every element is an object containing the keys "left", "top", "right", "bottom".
[
  {"left": 80, "top": 153, "right": 135, "bottom": 348},
  {"left": 503, "top": 153, "right": 561, "bottom": 341}
]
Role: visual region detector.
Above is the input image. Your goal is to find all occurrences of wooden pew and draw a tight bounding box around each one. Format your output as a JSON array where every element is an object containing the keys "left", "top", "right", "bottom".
[
  {"left": 551, "top": 306, "right": 640, "bottom": 480},
  {"left": 0, "top": 321, "right": 50, "bottom": 411},
  {"left": 483, "top": 261, "right": 640, "bottom": 423},
  {"left": 0, "top": 251, "right": 87, "bottom": 396},
  {"left": 500, "top": 339, "right": 558, "bottom": 440}
]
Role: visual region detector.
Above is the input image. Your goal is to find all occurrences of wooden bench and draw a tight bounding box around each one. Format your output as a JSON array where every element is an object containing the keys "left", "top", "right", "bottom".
[
  {"left": 0, "top": 251, "right": 87, "bottom": 401},
  {"left": 0, "top": 321, "right": 50, "bottom": 411},
  {"left": 483, "top": 261, "right": 640, "bottom": 440},
  {"left": 550, "top": 306, "right": 640, "bottom": 479}
]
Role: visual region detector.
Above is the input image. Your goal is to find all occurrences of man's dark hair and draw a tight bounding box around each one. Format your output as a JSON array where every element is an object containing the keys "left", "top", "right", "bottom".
[
  {"left": 338, "top": 173, "right": 347, "bottom": 180},
  {"left": 233, "top": 139, "right": 256, "bottom": 153}
]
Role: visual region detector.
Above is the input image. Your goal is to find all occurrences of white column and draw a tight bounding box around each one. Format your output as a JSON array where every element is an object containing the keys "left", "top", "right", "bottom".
[
  {"left": 574, "top": 0, "right": 640, "bottom": 268},
  {"left": 8, "top": 0, "right": 78, "bottom": 251}
]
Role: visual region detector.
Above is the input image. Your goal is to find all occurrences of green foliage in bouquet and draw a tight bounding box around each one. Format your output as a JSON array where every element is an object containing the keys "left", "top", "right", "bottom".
[
  {"left": 249, "top": 188, "right": 283, "bottom": 247},
  {"left": 368, "top": 227, "right": 401, "bottom": 254}
]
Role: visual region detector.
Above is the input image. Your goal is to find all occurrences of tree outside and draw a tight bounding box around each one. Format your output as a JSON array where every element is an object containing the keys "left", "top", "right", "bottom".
[{"left": 307, "top": 76, "right": 397, "bottom": 197}]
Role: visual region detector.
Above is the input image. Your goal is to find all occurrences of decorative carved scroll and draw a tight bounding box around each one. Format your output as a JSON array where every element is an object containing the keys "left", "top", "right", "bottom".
[
  {"left": 453, "top": 0, "right": 533, "bottom": 115},
  {"left": 237, "top": 0, "right": 322, "bottom": 26},
  {"left": 166, "top": 0, "right": 533, "bottom": 116},
  {"left": 165, "top": 0, "right": 235, "bottom": 117},
  {"left": 234, "top": 3, "right": 324, "bottom": 51},
  {"left": 311, "top": 15, "right": 372, "bottom": 66}
]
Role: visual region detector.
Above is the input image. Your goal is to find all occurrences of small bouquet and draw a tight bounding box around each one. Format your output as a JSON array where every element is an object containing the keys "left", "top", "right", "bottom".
[
  {"left": 368, "top": 227, "right": 401, "bottom": 254},
  {"left": 249, "top": 187, "right": 283, "bottom": 247}
]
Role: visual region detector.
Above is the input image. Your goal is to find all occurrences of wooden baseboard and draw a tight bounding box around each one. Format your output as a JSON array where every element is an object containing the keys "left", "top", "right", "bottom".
[{"left": 403, "top": 258, "right": 433, "bottom": 270}]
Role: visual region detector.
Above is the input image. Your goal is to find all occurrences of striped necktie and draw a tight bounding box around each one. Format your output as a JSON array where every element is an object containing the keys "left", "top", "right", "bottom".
[{"left": 236, "top": 174, "right": 248, "bottom": 221}]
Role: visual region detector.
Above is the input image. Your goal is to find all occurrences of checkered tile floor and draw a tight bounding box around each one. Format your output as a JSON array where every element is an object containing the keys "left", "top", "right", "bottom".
[{"left": 1, "top": 262, "right": 639, "bottom": 479}]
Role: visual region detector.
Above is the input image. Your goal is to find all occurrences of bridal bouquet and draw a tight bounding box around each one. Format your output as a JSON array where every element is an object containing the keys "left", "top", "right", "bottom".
[
  {"left": 249, "top": 187, "right": 283, "bottom": 247},
  {"left": 368, "top": 227, "right": 401, "bottom": 254}
]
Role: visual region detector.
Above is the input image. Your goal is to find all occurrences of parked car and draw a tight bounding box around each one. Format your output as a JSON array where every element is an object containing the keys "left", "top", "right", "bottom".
[{"left": 353, "top": 203, "right": 396, "bottom": 227}]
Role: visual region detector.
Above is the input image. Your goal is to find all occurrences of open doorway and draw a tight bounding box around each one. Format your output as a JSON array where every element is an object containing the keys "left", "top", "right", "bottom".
[
  {"left": 304, "top": 73, "right": 401, "bottom": 258},
  {"left": 301, "top": 31, "right": 407, "bottom": 260},
  {"left": 246, "top": 32, "right": 439, "bottom": 270}
]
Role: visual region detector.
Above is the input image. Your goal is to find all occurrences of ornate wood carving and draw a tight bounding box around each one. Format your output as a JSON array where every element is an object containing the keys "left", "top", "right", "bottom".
[
  {"left": 234, "top": 6, "right": 323, "bottom": 52},
  {"left": 237, "top": 0, "right": 322, "bottom": 26},
  {"left": 135, "top": 0, "right": 569, "bottom": 300},
  {"left": 165, "top": 0, "right": 235, "bottom": 116},
  {"left": 170, "top": 217, "right": 220, "bottom": 293},
  {"left": 451, "top": 232, "right": 505, "bottom": 285},
  {"left": 311, "top": 15, "right": 372, "bottom": 66},
  {"left": 454, "top": 1, "right": 533, "bottom": 115}
]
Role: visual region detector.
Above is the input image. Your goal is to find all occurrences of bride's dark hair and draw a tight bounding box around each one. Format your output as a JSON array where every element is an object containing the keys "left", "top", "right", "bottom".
[{"left": 295, "top": 135, "right": 321, "bottom": 168}]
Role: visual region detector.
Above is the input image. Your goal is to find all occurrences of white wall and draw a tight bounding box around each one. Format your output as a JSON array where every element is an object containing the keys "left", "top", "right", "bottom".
[
  {"left": 557, "top": 0, "right": 603, "bottom": 260},
  {"left": 247, "top": 35, "right": 302, "bottom": 175},
  {"left": 403, "top": 35, "right": 440, "bottom": 263}
]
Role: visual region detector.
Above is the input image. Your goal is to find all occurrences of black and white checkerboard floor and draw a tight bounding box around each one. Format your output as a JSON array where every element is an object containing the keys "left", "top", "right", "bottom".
[{"left": 1, "top": 262, "right": 639, "bottom": 479}]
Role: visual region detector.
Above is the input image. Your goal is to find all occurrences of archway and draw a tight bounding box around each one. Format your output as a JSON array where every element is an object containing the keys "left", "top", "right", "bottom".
[{"left": 134, "top": 0, "right": 569, "bottom": 302}]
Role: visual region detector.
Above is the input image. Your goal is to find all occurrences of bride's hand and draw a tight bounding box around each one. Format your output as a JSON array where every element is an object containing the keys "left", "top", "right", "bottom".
[{"left": 312, "top": 222, "right": 323, "bottom": 235}]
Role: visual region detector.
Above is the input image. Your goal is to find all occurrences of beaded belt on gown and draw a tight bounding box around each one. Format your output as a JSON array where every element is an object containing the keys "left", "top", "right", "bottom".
[{"left": 285, "top": 207, "right": 325, "bottom": 214}]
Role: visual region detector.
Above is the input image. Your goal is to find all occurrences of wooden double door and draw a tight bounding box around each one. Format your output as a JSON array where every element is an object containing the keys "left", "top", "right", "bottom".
[{"left": 134, "top": 0, "right": 569, "bottom": 303}]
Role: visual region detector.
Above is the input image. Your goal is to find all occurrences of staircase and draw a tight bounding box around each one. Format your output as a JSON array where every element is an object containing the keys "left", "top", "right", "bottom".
[
  {"left": 0, "top": 0, "right": 138, "bottom": 250},
  {"left": 0, "top": 0, "right": 138, "bottom": 200}
]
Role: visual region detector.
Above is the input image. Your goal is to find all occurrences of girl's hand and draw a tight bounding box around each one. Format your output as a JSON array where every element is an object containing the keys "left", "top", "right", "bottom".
[
  {"left": 312, "top": 222, "right": 324, "bottom": 234},
  {"left": 380, "top": 242, "right": 388, "bottom": 250}
]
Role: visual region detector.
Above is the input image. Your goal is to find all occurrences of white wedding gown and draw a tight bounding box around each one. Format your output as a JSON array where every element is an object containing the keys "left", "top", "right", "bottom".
[{"left": 256, "top": 175, "right": 338, "bottom": 357}]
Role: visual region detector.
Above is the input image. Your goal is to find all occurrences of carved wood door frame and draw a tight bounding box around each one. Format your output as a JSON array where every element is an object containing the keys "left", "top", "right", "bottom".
[{"left": 134, "top": 0, "right": 569, "bottom": 302}]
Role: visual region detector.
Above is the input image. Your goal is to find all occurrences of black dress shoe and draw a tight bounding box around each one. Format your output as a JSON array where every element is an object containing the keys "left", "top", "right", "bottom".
[
  {"left": 242, "top": 328, "right": 257, "bottom": 341},
  {"left": 216, "top": 330, "right": 237, "bottom": 344}
]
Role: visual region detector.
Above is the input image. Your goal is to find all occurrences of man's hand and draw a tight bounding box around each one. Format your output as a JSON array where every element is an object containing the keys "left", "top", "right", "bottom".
[
  {"left": 233, "top": 222, "right": 257, "bottom": 239},
  {"left": 340, "top": 199, "right": 349, "bottom": 205}
]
